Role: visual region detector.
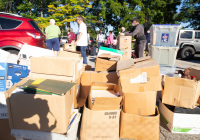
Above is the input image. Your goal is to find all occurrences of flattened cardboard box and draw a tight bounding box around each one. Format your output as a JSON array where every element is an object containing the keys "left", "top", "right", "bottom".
[
  {"left": 5, "top": 77, "right": 74, "bottom": 134},
  {"left": 123, "top": 91, "right": 156, "bottom": 116},
  {"left": 162, "top": 76, "right": 200, "bottom": 109},
  {"left": 120, "top": 107, "right": 160, "bottom": 140},
  {"left": 0, "top": 119, "right": 15, "bottom": 140},
  {"left": 80, "top": 106, "right": 120, "bottom": 140},
  {"left": 30, "top": 56, "right": 83, "bottom": 82},
  {"left": 62, "top": 43, "right": 76, "bottom": 51},
  {"left": 80, "top": 71, "right": 119, "bottom": 100},
  {"left": 159, "top": 100, "right": 200, "bottom": 134},
  {"left": 88, "top": 83, "right": 122, "bottom": 110}
]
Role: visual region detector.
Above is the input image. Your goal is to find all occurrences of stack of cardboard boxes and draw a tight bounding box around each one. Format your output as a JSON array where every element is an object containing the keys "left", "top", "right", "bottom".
[
  {"left": 117, "top": 35, "right": 132, "bottom": 60},
  {"left": 4, "top": 51, "right": 85, "bottom": 139},
  {"left": 118, "top": 57, "right": 161, "bottom": 140},
  {"left": 160, "top": 67, "right": 200, "bottom": 134},
  {"left": 80, "top": 71, "right": 121, "bottom": 140}
]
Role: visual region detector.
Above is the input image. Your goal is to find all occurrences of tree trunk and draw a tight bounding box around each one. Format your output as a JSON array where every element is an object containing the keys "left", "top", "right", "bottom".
[{"left": 40, "top": 0, "right": 43, "bottom": 17}]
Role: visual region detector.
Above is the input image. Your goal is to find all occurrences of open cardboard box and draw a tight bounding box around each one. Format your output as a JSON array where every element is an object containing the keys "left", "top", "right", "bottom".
[
  {"left": 88, "top": 82, "right": 123, "bottom": 110},
  {"left": 4, "top": 76, "right": 74, "bottom": 134},
  {"left": 80, "top": 71, "right": 118, "bottom": 102},
  {"left": 30, "top": 56, "right": 83, "bottom": 82},
  {"left": 117, "top": 36, "right": 132, "bottom": 50},
  {"left": 120, "top": 107, "right": 160, "bottom": 140},
  {"left": 123, "top": 91, "right": 157, "bottom": 116},
  {"left": 159, "top": 99, "right": 200, "bottom": 134},
  {"left": 162, "top": 73, "right": 200, "bottom": 109}
]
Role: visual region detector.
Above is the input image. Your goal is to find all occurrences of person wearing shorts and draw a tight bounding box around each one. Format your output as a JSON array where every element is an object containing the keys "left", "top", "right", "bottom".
[{"left": 45, "top": 19, "right": 61, "bottom": 56}]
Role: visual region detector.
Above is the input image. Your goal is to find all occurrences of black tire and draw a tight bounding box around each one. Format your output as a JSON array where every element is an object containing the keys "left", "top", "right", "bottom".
[
  {"left": 180, "top": 46, "right": 195, "bottom": 59},
  {"left": 3, "top": 48, "right": 19, "bottom": 55}
]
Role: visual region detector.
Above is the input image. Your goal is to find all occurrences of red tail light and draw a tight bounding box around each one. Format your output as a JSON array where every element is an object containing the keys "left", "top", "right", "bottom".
[{"left": 27, "top": 32, "right": 42, "bottom": 39}]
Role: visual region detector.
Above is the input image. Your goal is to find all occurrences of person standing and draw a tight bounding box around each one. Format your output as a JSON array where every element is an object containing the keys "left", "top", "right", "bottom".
[
  {"left": 67, "top": 28, "right": 76, "bottom": 43},
  {"left": 45, "top": 19, "right": 61, "bottom": 56},
  {"left": 107, "top": 31, "right": 113, "bottom": 48},
  {"left": 125, "top": 18, "right": 146, "bottom": 58},
  {"left": 96, "top": 30, "right": 105, "bottom": 50},
  {"left": 72, "top": 16, "right": 88, "bottom": 64}
]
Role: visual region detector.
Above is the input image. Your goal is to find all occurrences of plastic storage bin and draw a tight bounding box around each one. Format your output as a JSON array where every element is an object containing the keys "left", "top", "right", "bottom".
[
  {"left": 150, "top": 45, "right": 179, "bottom": 66},
  {"left": 11, "top": 112, "right": 81, "bottom": 140},
  {"left": 160, "top": 65, "right": 176, "bottom": 77},
  {"left": 150, "top": 24, "right": 180, "bottom": 46}
]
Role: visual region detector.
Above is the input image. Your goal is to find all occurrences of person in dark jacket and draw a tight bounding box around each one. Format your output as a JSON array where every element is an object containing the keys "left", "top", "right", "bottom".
[
  {"left": 145, "top": 29, "right": 150, "bottom": 53},
  {"left": 125, "top": 18, "right": 146, "bottom": 58}
]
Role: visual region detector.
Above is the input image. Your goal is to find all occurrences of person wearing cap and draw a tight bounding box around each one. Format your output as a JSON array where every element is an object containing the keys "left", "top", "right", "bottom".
[
  {"left": 67, "top": 28, "right": 76, "bottom": 43},
  {"left": 96, "top": 30, "right": 105, "bottom": 51},
  {"left": 45, "top": 19, "right": 61, "bottom": 56},
  {"left": 125, "top": 18, "right": 146, "bottom": 58}
]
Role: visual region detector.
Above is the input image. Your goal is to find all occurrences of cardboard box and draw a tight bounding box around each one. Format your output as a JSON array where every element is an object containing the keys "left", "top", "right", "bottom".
[
  {"left": 80, "top": 71, "right": 119, "bottom": 101},
  {"left": 73, "top": 76, "right": 83, "bottom": 108},
  {"left": 30, "top": 56, "right": 83, "bottom": 82},
  {"left": 88, "top": 83, "right": 122, "bottom": 110},
  {"left": 0, "top": 119, "right": 16, "bottom": 140},
  {"left": 5, "top": 77, "right": 74, "bottom": 134},
  {"left": 0, "top": 63, "right": 28, "bottom": 91},
  {"left": 123, "top": 91, "right": 157, "bottom": 116},
  {"left": 159, "top": 99, "right": 200, "bottom": 134},
  {"left": 118, "top": 36, "right": 132, "bottom": 50},
  {"left": 162, "top": 76, "right": 200, "bottom": 109},
  {"left": 120, "top": 107, "right": 160, "bottom": 140},
  {"left": 95, "top": 56, "right": 119, "bottom": 72},
  {"left": 198, "top": 98, "right": 200, "bottom": 105},
  {"left": 98, "top": 46, "right": 123, "bottom": 59},
  {"left": 121, "top": 49, "right": 132, "bottom": 60},
  {"left": 80, "top": 106, "right": 120, "bottom": 140},
  {"left": 0, "top": 93, "right": 8, "bottom": 119},
  {"left": 59, "top": 50, "right": 81, "bottom": 57},
  {"left": 63, "top": 43, "right": 76, "bottom": 51},
  {"left": 119, "top": 59, "right": 162, "bottom": 93}
]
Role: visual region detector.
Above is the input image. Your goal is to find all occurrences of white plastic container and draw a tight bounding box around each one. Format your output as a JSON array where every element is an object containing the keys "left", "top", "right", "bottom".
[
  {"left": 11, "top": 112, "right": 81, "bottom": 140},
  {"left": 150, "top": 45, "right": 179, "bottom": 66},
  {"left": 160, "top": 65, "right": 176, "bottom": 77},
  {"left": 150, "top": 24, "right": 180, "bottom": 46}
]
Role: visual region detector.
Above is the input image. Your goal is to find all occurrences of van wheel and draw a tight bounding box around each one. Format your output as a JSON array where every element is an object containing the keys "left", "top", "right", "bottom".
[{"left": 180, "top": 46, "right": 195, "bottom": 59}]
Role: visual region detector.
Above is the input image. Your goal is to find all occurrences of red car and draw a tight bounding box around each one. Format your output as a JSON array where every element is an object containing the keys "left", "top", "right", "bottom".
[{"left": 0, "top": 12, "right": 46, "bottom": 54}]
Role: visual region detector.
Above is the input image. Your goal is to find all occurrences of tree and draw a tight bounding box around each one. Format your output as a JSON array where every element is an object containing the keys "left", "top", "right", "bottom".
[{"left": 177, "top": 0, "right": 200, "bottom": 29}]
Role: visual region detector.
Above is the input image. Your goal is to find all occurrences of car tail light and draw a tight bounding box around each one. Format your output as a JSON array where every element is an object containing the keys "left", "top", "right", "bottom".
[{"left": 27, "top": 32, "right": 42, "bottom": 39}]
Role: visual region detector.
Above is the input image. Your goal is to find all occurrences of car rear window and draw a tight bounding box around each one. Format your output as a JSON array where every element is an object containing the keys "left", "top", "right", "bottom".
[
  {"left": 0, "top": 17, "right": 22, "bottom": 29},
  {"left": 195, "top": 32, "right": 200, "bottom": 39},
  {"left": 180, "top": 31, "right": 193, "bottom": 39},
  {"left": 28, "top": 20, "right": 41, "bottom": 32}
]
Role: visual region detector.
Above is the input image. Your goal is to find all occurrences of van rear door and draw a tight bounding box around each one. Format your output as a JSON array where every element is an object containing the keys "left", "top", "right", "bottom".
[{"left": 194, "top": 31, "right": 200, "bottom": 51}]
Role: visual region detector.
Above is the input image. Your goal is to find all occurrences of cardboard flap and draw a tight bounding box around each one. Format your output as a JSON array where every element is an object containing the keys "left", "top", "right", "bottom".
[
  {"left": 162, "top": 77, "right": 198, "bottom": 109},
  {"left": 92, "top": 105, "right": 120, "bottom": 111},
  {"left": 132, "top": 56, "right": 151, "bottom": 63},
  {"left": 31, "top": 56, "right": 82, "bottom": 77},
  {"left": 117, "top": 59, "right": 135, "bottom": 71},
  {"left": 123, "top": 91, "right": 156, "bottom": 116},
  {"left": 120, "top": 107, "right": 160, "bottom": 140},
  {"left": 94, "top": 97, "right": 122, "bottom": 106},
  {"left": 91, "top": 82, "right": 116, "bottom": 90}
]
